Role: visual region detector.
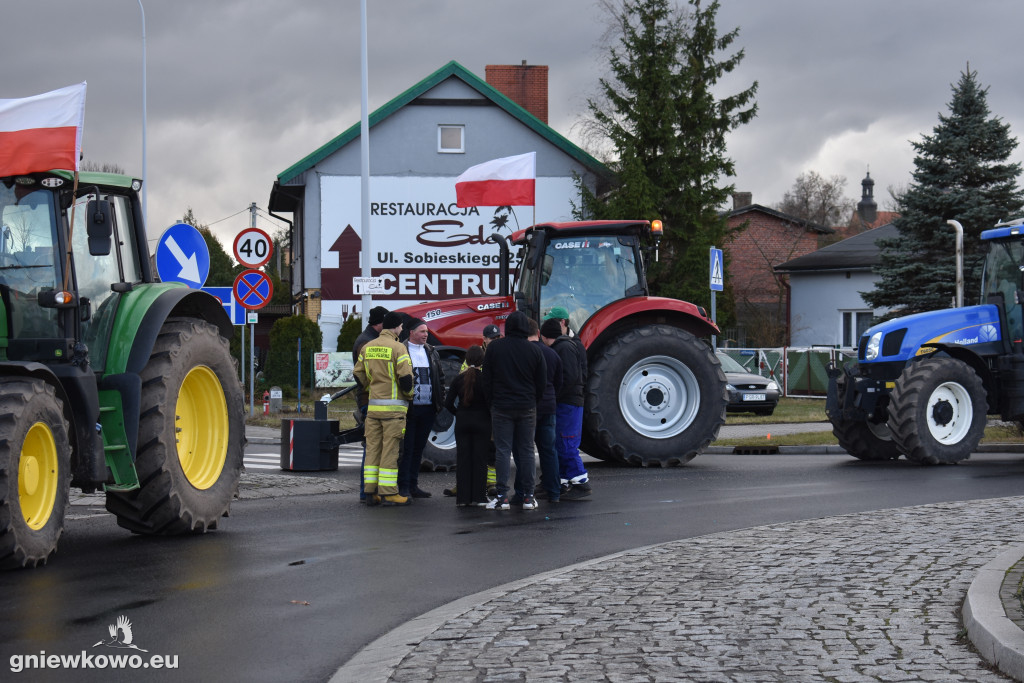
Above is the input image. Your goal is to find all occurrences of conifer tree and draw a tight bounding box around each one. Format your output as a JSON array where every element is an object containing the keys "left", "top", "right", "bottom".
[
  {"left": 577, "top": 0, "right": 757, "bottom": 308},
  {"left": 864, "top": 68, "right": 1024, "bottom": 314}
]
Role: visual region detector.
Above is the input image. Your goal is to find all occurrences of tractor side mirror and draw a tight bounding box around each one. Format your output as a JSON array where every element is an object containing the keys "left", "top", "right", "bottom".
[{"left": 86, "top": 199, "right": 113, "bottom": 256}]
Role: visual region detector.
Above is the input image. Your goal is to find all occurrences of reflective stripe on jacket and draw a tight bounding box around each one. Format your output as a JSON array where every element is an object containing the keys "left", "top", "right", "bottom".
[{"left": 353, "top": 329, "right": 414, "bottom": 414}]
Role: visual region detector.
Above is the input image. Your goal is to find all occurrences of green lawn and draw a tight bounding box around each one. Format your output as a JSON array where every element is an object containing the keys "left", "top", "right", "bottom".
[{"left": 719, "top": 397, "right": 1024, "bottom": 446}]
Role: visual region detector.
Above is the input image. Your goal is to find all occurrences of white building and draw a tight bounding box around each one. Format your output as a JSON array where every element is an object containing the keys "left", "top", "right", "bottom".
[{"left": 268, "top": 61, "right": 612, "bottom": 348}]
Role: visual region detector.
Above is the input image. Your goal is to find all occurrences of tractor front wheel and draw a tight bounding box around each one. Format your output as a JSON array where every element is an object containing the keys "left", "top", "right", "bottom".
[
  {"left": 585, "top": 325, "right": 727, "bottom": 467},
  {"left": 106, "top": 319, "right": 244, "bottom": 533},
  {"left": 888, "top": 357, "right": 986, "bottom": 465},
  {"left": 0, "top": 378, "right": 71, "bottom": 569},
  {"left": 831, "top": 417, "right": 902, "bottom": 461}
]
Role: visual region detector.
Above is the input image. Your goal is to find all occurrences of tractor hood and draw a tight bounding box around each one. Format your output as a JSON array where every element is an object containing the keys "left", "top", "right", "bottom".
[
  {"left": 397, "top": 295, "right": 515, "bottom": 349},
  {"left": 859, "top": 304, "right": 1002, "bottom": 363}
]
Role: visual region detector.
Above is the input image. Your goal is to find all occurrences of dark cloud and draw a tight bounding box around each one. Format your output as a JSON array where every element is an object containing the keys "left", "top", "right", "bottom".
[{"left": 6, "top": 1, "right": 1024, "bottom": 249}]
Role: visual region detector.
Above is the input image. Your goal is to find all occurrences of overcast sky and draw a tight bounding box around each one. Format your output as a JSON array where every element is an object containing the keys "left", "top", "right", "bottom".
[{"left": 7, "top": 1, "right": 1024, "bottom": 252}]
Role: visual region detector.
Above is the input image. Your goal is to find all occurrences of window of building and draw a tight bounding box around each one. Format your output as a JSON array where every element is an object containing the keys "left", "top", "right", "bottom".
[
  {"left": 841, "top": 310, "right": 874, "bottom": 347},
  {"left": 438, "top": 125, "right": 464, "bottom": 153}
]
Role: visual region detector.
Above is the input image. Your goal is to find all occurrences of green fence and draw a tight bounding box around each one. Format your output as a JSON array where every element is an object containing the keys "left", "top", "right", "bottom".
[{"left": 717, "top": 347, "right": 858, "bottom": 398}]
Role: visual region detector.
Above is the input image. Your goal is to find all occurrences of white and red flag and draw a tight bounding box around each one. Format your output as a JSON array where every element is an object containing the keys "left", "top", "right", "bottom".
[
  {"left": 0, "top": 82, "right": 87, "bottom": 176},
  {"left": 455, "top": 151, "right": 536, "bottom": 207}
]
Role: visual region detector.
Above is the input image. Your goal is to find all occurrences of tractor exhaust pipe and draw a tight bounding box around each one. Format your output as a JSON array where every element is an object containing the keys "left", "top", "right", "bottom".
[
  {"left": 490, "top": 233, "right": 510, "bottom": 297},
  {"left": 947, "top": 220, "right": 963, "bottom": 308}
]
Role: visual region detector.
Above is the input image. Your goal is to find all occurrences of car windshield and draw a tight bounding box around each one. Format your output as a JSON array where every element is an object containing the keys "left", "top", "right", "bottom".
[{"left": 716, "top": 352, "right": 750, "bottom": 374}]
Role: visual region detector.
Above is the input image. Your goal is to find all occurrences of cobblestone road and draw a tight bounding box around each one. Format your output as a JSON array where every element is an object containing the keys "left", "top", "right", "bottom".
[{"left": 342, "top": 496, "right": 1024, "bottom": 682}]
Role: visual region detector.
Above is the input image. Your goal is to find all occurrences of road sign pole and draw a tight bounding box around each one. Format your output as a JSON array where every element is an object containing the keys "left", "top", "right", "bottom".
[
  {"left": 240, "top": 324, "right": 245, "bottom": 390},
  {"left": 711, "top": 290, "right": 717, "bottom": 350},
  {"left": 249, "top": 322, "right": 255, "bottom": 417}
]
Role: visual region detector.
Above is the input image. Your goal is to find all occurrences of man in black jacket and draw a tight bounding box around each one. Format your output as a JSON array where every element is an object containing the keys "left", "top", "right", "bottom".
[
  {"left": 399, "top": 317, "right": 446, "bottom": 498},
  {"left": 481, "top": 311, "right": 546, "bottom": 510}
]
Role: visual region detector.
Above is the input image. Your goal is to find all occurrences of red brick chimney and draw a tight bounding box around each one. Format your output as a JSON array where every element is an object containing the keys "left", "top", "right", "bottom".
[{"left": 485, "top": 61, "right": 548, "bottom": 124}]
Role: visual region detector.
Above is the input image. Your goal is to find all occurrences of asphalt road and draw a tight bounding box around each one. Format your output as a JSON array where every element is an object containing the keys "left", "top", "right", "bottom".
[{"left": 3, "top": 451, "right": 1024, "bottom": 682}]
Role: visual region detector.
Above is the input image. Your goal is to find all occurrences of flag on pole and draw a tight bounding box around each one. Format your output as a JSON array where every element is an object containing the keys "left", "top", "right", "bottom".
[
  {"left": 0, "top": 82, "right": 87, "bottom": 176},
  {"left": 455, "top": 152, "right": 536, "bottom": 207}
]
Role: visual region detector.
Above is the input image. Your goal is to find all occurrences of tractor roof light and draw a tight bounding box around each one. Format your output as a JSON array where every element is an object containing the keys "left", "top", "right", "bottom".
[{"left": 651, "top": 220, "right": 664, "bottom": 238}]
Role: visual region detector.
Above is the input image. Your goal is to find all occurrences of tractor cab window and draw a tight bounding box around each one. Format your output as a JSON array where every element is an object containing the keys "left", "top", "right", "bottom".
[
  {"left": 0, "top": 183, "right": 60, "bottom": 342},
  {"left": 983, "top": 239, "right": 1024, "bottom": 342},
  {"left": 539, "top": 236, "right": 640, "bottom": 332},
  {"left": 71, "top": 193, "right": 135, "bottom": 372}
]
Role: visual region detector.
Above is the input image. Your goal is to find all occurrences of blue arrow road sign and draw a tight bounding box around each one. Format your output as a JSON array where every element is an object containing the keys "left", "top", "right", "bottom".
[
  {"left": 710, "top": 247, "right": 724, "bottom": 292},
  {"left": 156, "top": 223, "right": 210, "bottom": 288},
  {"left": 202, "top": 286, "right": 245, "bottom": 325}
]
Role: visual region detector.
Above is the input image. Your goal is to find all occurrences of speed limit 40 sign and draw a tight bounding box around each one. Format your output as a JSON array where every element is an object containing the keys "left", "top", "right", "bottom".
[{"left": 233, "top": 227, "right": 273, "bottom": 269}]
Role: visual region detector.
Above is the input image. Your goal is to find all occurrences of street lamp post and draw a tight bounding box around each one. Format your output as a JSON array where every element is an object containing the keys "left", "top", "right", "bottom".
[{"left": 138, "top": 0, "right": 147, "bottom": 227}]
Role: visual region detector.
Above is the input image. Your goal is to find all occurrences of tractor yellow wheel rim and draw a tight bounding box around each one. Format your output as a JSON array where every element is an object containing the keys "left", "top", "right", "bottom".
[
  {"left": 19, "top": 422, "right": 59, "bottom": 530},
  {"left": 176, "top": 365, "right": 229, "bottom": 490}
]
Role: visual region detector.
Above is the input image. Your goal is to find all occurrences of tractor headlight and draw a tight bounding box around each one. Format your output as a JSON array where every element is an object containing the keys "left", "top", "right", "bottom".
[{"left": 865, "top": 332, "right": 883, "bottom": 360}]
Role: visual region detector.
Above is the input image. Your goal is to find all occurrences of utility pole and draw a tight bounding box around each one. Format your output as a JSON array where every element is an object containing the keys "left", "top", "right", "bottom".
[{"left": 249, "top": 202, "right": 257, "bottom": 416}]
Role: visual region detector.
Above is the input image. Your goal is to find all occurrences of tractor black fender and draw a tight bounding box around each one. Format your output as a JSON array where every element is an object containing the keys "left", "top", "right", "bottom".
[{"left": 915, "top": 343, "right": 996, "bottom": 414}]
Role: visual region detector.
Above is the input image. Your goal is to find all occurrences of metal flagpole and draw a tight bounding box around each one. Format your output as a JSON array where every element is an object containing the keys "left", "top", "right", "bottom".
[{"left": 359, "top": 0, "right": 372, "bottom": 316}]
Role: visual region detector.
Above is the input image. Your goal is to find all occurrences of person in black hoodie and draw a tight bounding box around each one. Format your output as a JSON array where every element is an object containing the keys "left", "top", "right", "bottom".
[
  {"left": 445, "top": 345, "right": 490, "bottom": 507},
  {"left": 481, "top": 311, "right": 546, "bottom": 510}
]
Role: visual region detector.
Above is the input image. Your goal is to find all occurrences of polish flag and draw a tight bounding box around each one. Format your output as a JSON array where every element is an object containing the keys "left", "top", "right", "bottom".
[
  {"left": 455, "top": 152, "right": 536, "bottom": 207},
  {"left": 0, "top": 82, "right": 87, "bottom": 176}
]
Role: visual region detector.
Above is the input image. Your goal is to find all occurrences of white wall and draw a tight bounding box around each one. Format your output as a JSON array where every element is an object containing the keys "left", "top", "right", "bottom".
[{"left": 788, "top": 270, "right": 882, "bottom": 347}]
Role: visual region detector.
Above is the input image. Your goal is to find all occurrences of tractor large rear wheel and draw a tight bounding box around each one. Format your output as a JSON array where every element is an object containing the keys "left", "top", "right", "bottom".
[
  {"left": 106, "top": 319, "right": 244, "bottom": 533},
  {"left": 888, "top": 357, "right": 986, "bottom": 465},
  {"left": 0, "top": 378, "right": 71, "bottom": 569},
  {"left": 585, "top": 325, "right": 726, "bottom": 467}
]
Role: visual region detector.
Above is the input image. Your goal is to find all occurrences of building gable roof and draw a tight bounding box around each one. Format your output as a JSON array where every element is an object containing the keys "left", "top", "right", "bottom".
[
  {"left": 775, "top": 222, "right": 898, "bottom": 273},
  {"left": 276, "top": 60, "right": 611, "bottom": 185},
  {"left": 726, "top": 203, "right": 835, "bottom": 234}
]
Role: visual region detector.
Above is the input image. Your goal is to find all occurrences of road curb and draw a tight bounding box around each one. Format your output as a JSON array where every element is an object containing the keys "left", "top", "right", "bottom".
[
  {"left": 964, "top": 543, "right": 1024, "bottom": 681},
  {"left": 248, "top": 438, "right": 1024, "bottom": 455}
]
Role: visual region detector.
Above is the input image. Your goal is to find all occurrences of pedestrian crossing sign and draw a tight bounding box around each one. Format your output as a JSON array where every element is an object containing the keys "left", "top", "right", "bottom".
[{"left": 710, "top": 247, "right": 724, "bottom": 291}]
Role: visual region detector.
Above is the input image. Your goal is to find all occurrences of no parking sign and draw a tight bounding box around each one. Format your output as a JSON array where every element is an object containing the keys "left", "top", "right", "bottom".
[{"left": 233, "top": 269, "right": 273, "bottom": 310}]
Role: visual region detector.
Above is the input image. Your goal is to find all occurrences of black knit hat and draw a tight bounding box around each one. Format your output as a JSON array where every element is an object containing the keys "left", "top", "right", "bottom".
[
  {"left": 540, "top": 318, "right": 563, "bottom": 340},
  {"left": 368, "top": 306, "right": 389, "bottom": 326},
  {"left": 404, "top": 317, "right": 426, "bottom": 332},
  {"left": 382, "top": 312, "right": 404, "bottom": 329}
]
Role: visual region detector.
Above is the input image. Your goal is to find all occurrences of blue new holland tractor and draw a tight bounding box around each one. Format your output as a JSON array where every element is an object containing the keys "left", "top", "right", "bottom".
[{"left": 827, "top": 218, "right": 1024, "bottom": 464}]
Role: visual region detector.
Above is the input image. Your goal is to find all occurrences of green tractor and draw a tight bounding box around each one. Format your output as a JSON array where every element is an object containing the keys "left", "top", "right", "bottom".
[{"left": 0, "top": 170, "right": 244, "bottom": 569}]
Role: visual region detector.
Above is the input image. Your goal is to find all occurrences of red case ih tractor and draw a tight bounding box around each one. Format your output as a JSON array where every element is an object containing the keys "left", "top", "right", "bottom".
[{"left": 397, "top": 220, "right": 727, "bottom": 469}]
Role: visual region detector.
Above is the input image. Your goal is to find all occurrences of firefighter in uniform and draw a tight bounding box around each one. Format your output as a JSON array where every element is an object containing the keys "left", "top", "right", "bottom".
[{"left": 353, "top": 312, "right": 414, "bottom": 506}]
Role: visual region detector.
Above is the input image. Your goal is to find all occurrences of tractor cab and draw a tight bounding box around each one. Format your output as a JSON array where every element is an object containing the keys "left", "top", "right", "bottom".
[
  {"left": 512, "top": 220, "right": 653, "bottom": 332},
  {"left": 0, "top": 172, "right": 144, "bottom": 371},
  {"left": 981, "top": 219, "right": 1024, "bottom": 346}
]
